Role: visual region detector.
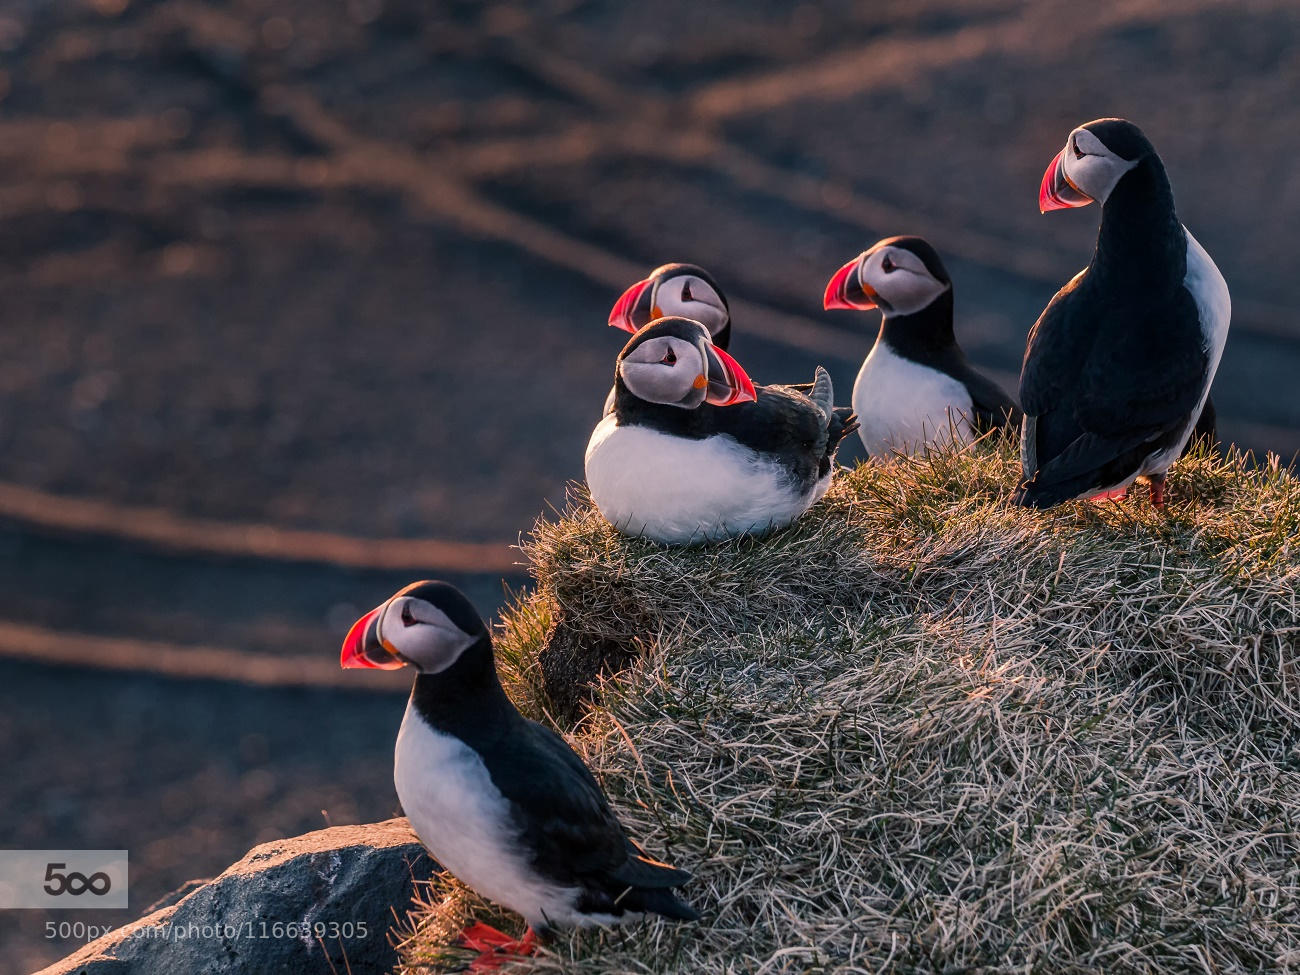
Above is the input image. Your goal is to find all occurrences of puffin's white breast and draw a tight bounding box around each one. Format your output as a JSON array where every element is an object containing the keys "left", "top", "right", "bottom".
[
  {"left": 584, "top": 415, "right": 811, "bottom": 545},
  {"left": 1183, "top": 227, "right": 1231, "bottom": 378},
  {"left": 852, "top": 341, "right": 975, "bottom": 458},
  {"left": 394, "top": 701, "right": 578, "bottom": 927},
  {"left": 1139, "top": 227, "right": 1231, "bottom": 476}
]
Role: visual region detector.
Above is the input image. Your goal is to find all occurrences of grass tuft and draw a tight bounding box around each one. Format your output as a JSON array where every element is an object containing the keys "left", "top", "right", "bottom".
[{"left": 399, "top": 439, "right": 1300, "bottom": 974}]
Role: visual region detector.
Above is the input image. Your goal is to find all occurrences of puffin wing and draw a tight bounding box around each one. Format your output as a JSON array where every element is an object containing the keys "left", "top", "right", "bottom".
[
  {"left": 950, "top": 362, "right": 1022, "bottom": 431},
  {"left": 486, "top": 720, "right": 690, "bottom": 893},
  {"left": 917, "top": 340, "right": 1020, "bottom": 431},
  {"left": 1073, "top": 286, "right": 1207, "bottom": 434},
  {"left": 1019, "top": 279, "right": 1208, "bottom": 503},
  {"left": 711, "top": 379, "right": 831, "bottom": 460},
  {"left": 778, "top": 380, "right": 815, "bottom": 395},
  {"left": 1019, "top": 280, "right": 1093, "bottom": 420},
  {"left": 766, "top": 377, "right": 860, "bottom": 453}
]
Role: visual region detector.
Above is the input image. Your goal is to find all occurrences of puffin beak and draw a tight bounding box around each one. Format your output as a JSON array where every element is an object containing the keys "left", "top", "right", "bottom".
[
  {"left": 704, "top": 344, "right": 757, "bottom": 406},
  {"left": 608, "top": 279, "right": 656, "bottom": 334},
  {"left": 823, "top": 258, "right": 877, "bottom": 311},
  {"left": 1039, "top": 147, "right": 1093, "bottom": 212},
  {"left": 340, "top": 604, "right": 406, "bottom": 670}
]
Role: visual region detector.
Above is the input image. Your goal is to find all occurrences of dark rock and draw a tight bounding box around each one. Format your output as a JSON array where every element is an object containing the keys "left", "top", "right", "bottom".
[
  {"left": 38, "top": 818, "right": 435, "bottom": 975},
  {"left": 537, "top": 614, "right": 636, "bottom": 723}
]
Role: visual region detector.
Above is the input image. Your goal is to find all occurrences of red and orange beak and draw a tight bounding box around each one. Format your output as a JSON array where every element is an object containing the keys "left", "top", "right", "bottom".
[
  {"left": 609, "top": 278, "right": 658, "bottom": 334},
  {"left": 704, "top": 344, "right": 757, "bottom": 406},
  {"left": 823, "top": 257, "right": 878, "bottom": 311},
  {"left": 340, "top": 604, "right": 406, "bottom": 670},
  {"left": 1039, "top": 147, "right": 1093, "bottom": 212}
]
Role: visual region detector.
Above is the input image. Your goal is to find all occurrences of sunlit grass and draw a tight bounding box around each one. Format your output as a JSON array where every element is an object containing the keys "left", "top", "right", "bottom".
[{"left": 399, "top": 436, "right": 1300, "bottom": 974}]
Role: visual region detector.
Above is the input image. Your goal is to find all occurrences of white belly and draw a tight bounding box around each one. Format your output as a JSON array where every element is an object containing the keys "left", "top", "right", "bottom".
[
  {"left": 1138, "top": 227, "right": 1231, "bottom": 477},
  {"left": 851, "top": 341, "right": 975, "bottom": 458},
  {"left": 394, "top": 702, "right": 581, "bottom": 928},
  {"left": 584, "top": 416, "right": 814, "bottom": 545}
]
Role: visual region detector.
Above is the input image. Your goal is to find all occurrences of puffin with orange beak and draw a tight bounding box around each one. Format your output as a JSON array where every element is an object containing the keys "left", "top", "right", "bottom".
[
  {"left": 609, "top": 263, "right": 731, "bottom": 350},
  {"left": 586, "top": 317, "right": 857, "bottom": 544},
  {"left": 341, "top": 580, "right": 698, "bottom": 969},
  {"left": 824, "top": 235, "right": 1019, "bottom": 457},
  {"left": 1017, "top": 118, "right": 1230, "bottom": 509}
]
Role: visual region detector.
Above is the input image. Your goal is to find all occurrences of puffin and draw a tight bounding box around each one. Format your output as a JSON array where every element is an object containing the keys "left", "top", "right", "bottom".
[
  {"left": 586, "top": 316, "right": 858, "bottom": 545},
  {"left": 609, "top": 263, "right": 731, "bottom": 350},
  {"left": 824, "top": 235, "right": 1021, "bottom": 457},
  {"left": 341, "top": 580, "right": 698, "bottom": 968},
  {"left": 1016, "top": 118, "right": 1230, "bottom": 508}
]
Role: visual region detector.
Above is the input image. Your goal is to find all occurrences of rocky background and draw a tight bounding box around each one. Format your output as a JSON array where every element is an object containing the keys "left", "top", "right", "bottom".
[{"left": 3, "top": 0, "right": 1299, "bottom": 970}]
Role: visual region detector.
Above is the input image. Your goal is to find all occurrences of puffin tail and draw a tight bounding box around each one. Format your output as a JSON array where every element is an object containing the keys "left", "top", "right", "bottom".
[
  {"left": 808, "top": 366, "right": 834, "bottom": 421},
  {"left": 609, "top": 844, "right": 700, "bottom": 923},
  {"left": 1011, "top": 481, "right": 1053, "bottom": 509},
  {"left": 622, "top": 886, "right": 701, "bottom": 923},
  {"left": 829, "top": 406, "right": 859, "bottom": 446}
]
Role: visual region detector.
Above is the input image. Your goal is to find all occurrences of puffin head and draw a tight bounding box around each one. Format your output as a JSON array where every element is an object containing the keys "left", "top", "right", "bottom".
[
  {"left": 341, "top": 580, "right": 488, "bottom": 674},
  {"left": 616, "top": 316, "right": 755, "bottom": 409},
  {"left": 1040, "top": 118, "right": 1154, "bottom": 212},
  {"left": 609, "top": 264, "right": 731, "bottom": 347},
  {"left": 823, "top": 236, "right": 951, "bottom": 317}
]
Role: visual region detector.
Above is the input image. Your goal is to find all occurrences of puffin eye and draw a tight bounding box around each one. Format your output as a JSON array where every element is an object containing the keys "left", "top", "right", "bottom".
[
  {"left": 1073, "top": 138, "right": 1084, "bottom": 160},
  {"left": 680, "top": 280, "right": 694, "bottom": 302},
  {"left": 661, "top": 347, "right": 677, "bottom": 365},
  {"left": 881, "top": 255, "right": 895, "bottom": 273},
  {"left": 400, "top": 604, "right": 418, "bottom": 627}
]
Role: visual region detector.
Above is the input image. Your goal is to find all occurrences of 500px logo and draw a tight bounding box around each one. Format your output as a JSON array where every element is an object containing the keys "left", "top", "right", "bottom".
[
  {"left": 0, "top": 851, "right": 128, "bottom": 909},
  {"left": 43, "top": 863, "right": 113, "bottom": 897}
]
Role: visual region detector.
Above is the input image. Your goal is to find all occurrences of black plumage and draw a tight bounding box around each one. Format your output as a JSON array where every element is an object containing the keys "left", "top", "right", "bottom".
[
  {"left": 405, "top": 584, "right": 696, "bottom": 932},
  {"left": 1016, "top": 122, "right": 1221, "bottom": 508},
  {"left": 613, "top": 320, "right": 857, "bottom": 499}
]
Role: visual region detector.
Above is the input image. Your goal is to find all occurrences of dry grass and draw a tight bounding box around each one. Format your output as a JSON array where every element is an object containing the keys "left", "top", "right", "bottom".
[{"left": 398, "top": 437, "right": 1300, "bottom": 974}]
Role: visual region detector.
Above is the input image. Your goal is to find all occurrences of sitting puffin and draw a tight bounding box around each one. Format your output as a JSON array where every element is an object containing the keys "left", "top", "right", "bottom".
[
  {"left": 586, "top": 317, "right": 857, "bottom": 545},
  {"left": 824, "top": 235, "right": 1020, "bottom": 457},
  {"left": 341, "top": 581, "right": 698, "bottom": 968},
  {"left": 1017, "top": 118, "right": 1230, "bottom": 508}
]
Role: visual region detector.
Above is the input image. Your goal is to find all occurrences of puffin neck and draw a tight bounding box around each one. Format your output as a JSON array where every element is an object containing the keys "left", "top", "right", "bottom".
[
  {"left": 612, "top": 376, "right": 712, "bottom": 437},
  {"left": 879, "top": 290, "right": 959, "bottom": 362},
  {"left": 1092, "top": 155, "right": 1186, "bottom": 290},
  {"left": 410, "top": 634, "right": 518, "bottom": 736}
]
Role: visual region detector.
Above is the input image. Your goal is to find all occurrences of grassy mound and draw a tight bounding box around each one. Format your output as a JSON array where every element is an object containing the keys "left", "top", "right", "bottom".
[{"left": 398, "top": 438, "right": 1300, "bottom": 974}]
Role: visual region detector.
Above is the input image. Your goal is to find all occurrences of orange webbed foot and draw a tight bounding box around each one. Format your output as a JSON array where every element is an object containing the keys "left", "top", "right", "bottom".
[
  {"left": 1087, "top": 487, "right": 1128, "bottom": 502},
  {"left": 459, "top": 923, "right": 537, "bottom": 971}
]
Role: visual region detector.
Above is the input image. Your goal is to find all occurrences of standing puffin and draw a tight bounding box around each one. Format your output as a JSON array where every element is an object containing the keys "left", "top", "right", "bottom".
[
  {"left": 586, "top": 317, "right": 857, "bottom": 545},
  {"left": 609, "top": 263, "right": 731, "bottom": 349},
  {"left": 341, "top": 581, "right": 698, "bottom": 968},
  {"left": 824, "top": 236, "right": 1020, "bottom": 457},
  {"left": 1017, "top": 118, "right": 1230, "bottom": 508}
]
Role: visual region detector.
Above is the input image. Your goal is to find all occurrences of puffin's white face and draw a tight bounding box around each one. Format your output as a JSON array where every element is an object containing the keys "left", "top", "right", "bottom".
[
  {"left": 1046, "top": 127, "right": 1138, "bottom": 209},
  {"left": 617, "top": 323, "right": 757, "bottom": 409},
  {"left": 378, "top": 596, "right": 478, "bottom": 674},
  {"left": 651, "top": 274, "right": 728, "bottom": 338},
  {"left": 619, "top": 335, "right": 711, "bottom": 408},
  {"left": 342, "top": 595, "right": 478, "bottom": 674},
  {"left": 856, "top": 246, "right": 949, "bottom": 317}
]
